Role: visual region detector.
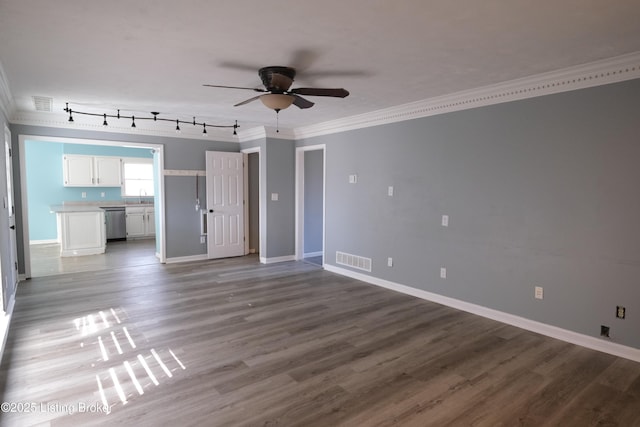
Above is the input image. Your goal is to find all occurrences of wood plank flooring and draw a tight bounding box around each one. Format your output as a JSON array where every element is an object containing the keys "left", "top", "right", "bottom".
[
  {"left": 29, "top": 239, "right": 158, "bottom": 277},
  {"left": 1, "top": 256, "right": 639, "bottom": 426}
]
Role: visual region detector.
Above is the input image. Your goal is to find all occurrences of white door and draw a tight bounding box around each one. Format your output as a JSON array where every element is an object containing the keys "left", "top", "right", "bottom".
[
  {"left": 4, "top": 126, "right": 18, "bottom": 310},
  {"left": 206, "top": 151, "right": 244, "bottom": 259}
]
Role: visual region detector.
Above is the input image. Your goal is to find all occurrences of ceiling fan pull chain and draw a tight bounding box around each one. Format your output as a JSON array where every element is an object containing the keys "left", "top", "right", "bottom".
[{"left": 276, "top": 109, "right": 280, "bottom": 133}]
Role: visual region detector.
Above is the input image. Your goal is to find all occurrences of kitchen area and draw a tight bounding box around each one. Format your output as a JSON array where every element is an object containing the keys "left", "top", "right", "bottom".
[{"left": 24, "top": 139, "right": 159, "bottom": 277}]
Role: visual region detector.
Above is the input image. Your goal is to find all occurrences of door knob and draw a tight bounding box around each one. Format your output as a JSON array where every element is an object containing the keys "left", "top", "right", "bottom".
[{"left": 209, "top": 209, "right": 214, "bottom": 213}]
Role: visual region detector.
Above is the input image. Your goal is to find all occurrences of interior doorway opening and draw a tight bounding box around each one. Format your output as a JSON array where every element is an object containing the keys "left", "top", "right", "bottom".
[{"left": 295, "top": 144, "right": 325, "bottom": 266}]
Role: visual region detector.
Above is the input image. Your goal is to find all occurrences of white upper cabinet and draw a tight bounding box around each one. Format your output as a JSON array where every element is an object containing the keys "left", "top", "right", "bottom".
[
  {"left": 63, "top": 155, "right": 122, "bottom": 187},
  {"left": 94, "top": 156, "right": 122, "bottom": 186}
]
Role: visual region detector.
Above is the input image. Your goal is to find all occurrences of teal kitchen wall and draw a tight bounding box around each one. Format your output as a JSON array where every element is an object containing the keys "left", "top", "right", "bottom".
[{"left": 25, "top": 140, "right": 152, "bottom": 242}]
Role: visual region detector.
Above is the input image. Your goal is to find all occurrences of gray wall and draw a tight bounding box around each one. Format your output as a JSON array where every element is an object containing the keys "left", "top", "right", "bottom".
[
  {"left": 304, "top": 149, "right": 323, "bottom": 254},
  {"left": 298, "top": 78, "right": 640, "bottom": 350},
  {"left": 265, "top": 138, "right": 295, "bottom": 258},
  {"left": 10, "top": 124, "right": 239, "bottom": 265}
]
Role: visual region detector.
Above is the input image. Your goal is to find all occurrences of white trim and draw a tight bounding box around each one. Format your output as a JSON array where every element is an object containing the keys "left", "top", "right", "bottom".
[
  {"left": 303, "top": 251, "right": 323, "bottom": 258},
  {"left": 295, "top": 144, "right": 326, "bottom": 262},
  {"left": 29, "top": 239, "right": 58, "bottom": 245},
  {"left": 294, "top": 51, "right": 640, "bottom": 140},
  {"left": 324, "top": 264, "right": 640, "bottom": 363},
  {"left": 164, "top": 254, "right": 208, "bottom": 264},
  {"left": 163, "top": 169, "right": 205, "bottom": 176},
  {"left": 236, "top": 126, "right": 266, "bottom": 142},
  {"left": 259, "top": 255, "right": 296, "bottom": 264},
  {"left": 241, "top": 147, "right": 264, "bottom": 258},
  {"left": 0, "top": 293, "right": 15, "bottom": 361}
]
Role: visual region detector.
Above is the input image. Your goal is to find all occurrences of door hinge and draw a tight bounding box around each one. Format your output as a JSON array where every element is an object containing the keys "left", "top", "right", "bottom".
[
  {"left": 8, "top": 148, "right": 12, "bottom": 157},
  {"left": 15, "top": 261, "right": 18, "bottom": 271}
]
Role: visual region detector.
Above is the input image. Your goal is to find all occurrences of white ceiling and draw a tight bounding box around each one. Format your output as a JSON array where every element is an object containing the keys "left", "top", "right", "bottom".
[{"left": 1, "top": 0, "right": 640, "bottom": 138}]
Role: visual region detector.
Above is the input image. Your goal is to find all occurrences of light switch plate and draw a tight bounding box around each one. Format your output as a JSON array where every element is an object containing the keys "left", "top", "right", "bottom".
[
  {"left": 271, "top": 193, "right": 279, "bottom": 201},
  {"left": 349, "top": 174, "right": 358, "bottom": 184}
]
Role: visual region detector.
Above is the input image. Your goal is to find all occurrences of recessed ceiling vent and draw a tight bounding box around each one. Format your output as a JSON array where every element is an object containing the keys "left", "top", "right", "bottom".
[{"left": 32, "top": 96, "right": 53, "bottom": 112}]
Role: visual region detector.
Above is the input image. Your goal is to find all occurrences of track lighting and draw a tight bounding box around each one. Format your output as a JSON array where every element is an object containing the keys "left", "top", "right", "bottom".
[{"left": 64, "top": 103, "right": 239, "bottom": 136}]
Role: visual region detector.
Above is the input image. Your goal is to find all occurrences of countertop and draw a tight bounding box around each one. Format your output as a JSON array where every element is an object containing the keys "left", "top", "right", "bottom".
[
  {"left": 50, "top": 205, "right": 106, "bottom": 213},
  {"left": 51, "top": 201, "right": 154, "bottom": 213}
]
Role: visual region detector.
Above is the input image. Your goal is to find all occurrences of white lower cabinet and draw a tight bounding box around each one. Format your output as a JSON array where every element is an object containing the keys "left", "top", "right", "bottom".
[
  {"left": 126, "top": 207, "right": 155, "bottom": 239},
  {"left": 56, "top": 210, "right": 106, "bottom": 257}
]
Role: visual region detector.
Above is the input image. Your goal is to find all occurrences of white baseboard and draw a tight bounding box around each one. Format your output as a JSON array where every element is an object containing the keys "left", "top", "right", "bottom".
[
  {"left": 29, "top": 239, "right": 58, "bottom": 245},
  {"left": 304, "top": 251, "right": 323, "bottom": 258},
  {"left": 260, "top": 255, "right": 296, "bottom": 264},
  {"left": 324, "top": 264, "right": 640, "bottom": 363},
  {"left": 165, "top": 254, "right": 208, "bottom": 264},
  {"left": 0, "top": 294, "right": 16, "bottom": 364}
]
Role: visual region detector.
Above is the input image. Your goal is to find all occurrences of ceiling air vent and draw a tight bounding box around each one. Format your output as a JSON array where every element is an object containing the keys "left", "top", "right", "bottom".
[{"left": 32, "top": 96, "right": 53, "bottom": 112}]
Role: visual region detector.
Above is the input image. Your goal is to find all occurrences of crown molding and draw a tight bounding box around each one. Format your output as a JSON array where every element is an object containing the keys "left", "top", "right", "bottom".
[
  {"left": 0, "top": 59, "right": 15, "bottom": 122},
  {"left": 10, "top": 111, "right": 241, "bottom": 143},
  {"left": 235, "top": 125, "right": 297, "bottom": 142},
  {"left": 294, "top": 51, "right": 640, "bottom": 140}
]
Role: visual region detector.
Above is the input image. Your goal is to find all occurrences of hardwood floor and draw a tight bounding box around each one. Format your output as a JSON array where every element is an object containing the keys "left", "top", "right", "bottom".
[
  {"left": 29, "top": 239, "right": 158, "bottom": 277},
  {"left": 1, "top": 256, "right": 639, "bottom": 426}
]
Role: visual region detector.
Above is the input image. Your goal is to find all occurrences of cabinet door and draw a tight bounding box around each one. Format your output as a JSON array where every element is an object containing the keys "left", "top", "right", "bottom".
[
  {"left": 126, "top": 211, "right": 146, "bottom": 238},
  {"left": 95, "top": 156, "right": 122, "bottom": 186},
  {"left": 63, "top": 155, "right": 94, "bottom": 186},
  {"left": 145, "top": 208, "right": 156, "bottom": 236}
]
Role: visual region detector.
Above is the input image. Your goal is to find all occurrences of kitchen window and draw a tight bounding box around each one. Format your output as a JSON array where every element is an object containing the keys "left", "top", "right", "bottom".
[{"left": 122, "top": 159, "right": 154, "bottom": 197}]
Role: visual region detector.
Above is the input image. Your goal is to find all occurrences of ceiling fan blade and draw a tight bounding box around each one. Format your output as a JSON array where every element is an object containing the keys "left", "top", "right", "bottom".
[
  {"left": 203, "top": 84, "right": 266, "bottom": 92},
  {"left": 234, "top": 95, "right": 264, "bottom": 107},
  {"left": 292, "top": 95, "right": 315, "bottom": 109},
  {"left": 290, "top": 87, "right": 349, "bottom": 98}
]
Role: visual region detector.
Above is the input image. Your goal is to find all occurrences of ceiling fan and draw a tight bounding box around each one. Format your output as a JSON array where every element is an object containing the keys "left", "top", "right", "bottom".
[{"left": 203, "top": 66, "right": 350, "bottom": 112}]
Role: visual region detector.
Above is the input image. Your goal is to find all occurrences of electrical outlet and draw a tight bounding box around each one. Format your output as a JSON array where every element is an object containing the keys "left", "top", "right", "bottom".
[
  {"left": 535, "top": 286, "right": 544, "bottom": 300},
  {"left": 81, "top": 192, "right": 87, "bottom": 198},
  {"left": 387, "top": 257, "right": 393, "bottom": 267},
  {"left": 100, "top": 192, "right": 105, "bottom": 198},
  {"left": 440, "top": 267, "right": 447, "bottom": 279},
  {"left": 616, "top": 306, "right": 626, "bottom": 319},
  {"left": 442, "top": 215, "right": 449, "bottom": 227},
  {"left": 388, "top": 186, "right": 394, "bottom": 196}
]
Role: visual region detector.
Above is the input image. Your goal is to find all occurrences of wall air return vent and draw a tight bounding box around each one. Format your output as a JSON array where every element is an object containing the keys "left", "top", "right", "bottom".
[
  {"left": 32, "top": 96, "right": 53, "bottom": 112},
  {"left": 336, "top": 251, "right": 372, "bottom": 272}
]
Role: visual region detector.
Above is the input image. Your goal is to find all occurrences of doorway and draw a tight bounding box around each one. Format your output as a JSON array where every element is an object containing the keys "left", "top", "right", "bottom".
[
  {"left": 19, "top": 135, "right": 165, "bottom": 278},
  {"left": 295, "top": 144, "right": 325, "bottom": 265}
]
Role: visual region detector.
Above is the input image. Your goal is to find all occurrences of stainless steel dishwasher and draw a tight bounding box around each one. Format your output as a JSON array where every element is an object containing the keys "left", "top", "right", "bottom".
[{"left": 103, "top": 207, "right": 126, "bottom": 241}]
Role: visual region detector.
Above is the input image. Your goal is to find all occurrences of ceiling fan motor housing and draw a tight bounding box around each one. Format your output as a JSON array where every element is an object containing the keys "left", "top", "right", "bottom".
[{"left": 259, "top": 66, "right": 296, "bottom": 92}]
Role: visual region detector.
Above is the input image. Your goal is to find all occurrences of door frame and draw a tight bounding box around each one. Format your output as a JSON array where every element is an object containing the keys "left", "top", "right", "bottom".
[
  {"left": 18, "top": 135, "right": 166, "bottom": 279},
  {"left": 295, "top": 144, "right": 326, "bottom": 262},
  {"left": 240, "top": 147, "right": 264, "bottom": 258}
]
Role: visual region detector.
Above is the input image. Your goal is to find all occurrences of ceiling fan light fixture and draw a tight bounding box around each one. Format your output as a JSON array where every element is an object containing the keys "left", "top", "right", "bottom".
[{"left": 260, "top": 94, "right": 294, "bottom": 111}]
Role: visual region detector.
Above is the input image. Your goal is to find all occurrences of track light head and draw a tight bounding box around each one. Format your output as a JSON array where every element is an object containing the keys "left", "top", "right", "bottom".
[{"left": 103, "top": 113, "right": 108, "bottom": 126}]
